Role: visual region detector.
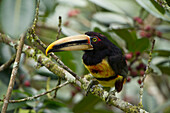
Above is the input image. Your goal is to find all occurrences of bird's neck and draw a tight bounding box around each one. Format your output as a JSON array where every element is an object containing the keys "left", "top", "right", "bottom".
[{"left": 83, "top": 50, "right": 109, "bottom": 65}]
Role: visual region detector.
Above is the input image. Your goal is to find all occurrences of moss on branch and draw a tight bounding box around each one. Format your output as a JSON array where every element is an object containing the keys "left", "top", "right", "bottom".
[{"left": 0, "top": 34, "right": 148, "bottom": 113}]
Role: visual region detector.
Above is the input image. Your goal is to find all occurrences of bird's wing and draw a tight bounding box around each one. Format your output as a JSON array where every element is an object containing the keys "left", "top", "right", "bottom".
[{"left": 108, "top": 54, "right": 128, "bottom": 78}]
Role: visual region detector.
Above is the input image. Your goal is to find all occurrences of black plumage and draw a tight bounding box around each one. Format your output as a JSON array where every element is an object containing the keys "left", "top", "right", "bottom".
[
  {"left": 83, "top": 31, "right": 128, "bottom": 92},
  {"left": 46, "top": 31, "right": 128, "bottom": 92}
]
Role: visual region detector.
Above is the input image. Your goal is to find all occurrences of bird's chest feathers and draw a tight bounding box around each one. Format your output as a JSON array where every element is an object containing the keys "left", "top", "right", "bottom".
[{"left": 84, "top": 58, "right": 115, "bottom": 78}]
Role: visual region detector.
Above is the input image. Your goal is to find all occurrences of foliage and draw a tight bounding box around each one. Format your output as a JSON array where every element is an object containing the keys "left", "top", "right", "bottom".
[{"left": 0, "top": 0, "right": 170, "bottom": 112}]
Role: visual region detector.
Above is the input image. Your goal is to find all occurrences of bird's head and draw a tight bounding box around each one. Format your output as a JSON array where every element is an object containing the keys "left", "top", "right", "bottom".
[{"left": 46, "top": 31, "right": 110, "bottom": 55}]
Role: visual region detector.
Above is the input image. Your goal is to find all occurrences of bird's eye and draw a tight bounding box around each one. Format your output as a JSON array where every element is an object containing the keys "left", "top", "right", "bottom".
[{"left": 92, "top": 38, "right": 98, "bottom": 42}]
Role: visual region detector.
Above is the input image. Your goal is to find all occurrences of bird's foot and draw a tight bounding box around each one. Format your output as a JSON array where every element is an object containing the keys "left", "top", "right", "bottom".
[
  {"left": 105, "top": 90, "right": 117, "bottom": 104},
  {"left": 85, "top": 80, "right": 98, "bottom": 96}
]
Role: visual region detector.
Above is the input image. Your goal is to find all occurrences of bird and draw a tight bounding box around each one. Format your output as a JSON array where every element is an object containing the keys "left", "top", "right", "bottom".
[{"left": 46, "top": 31, "right": 128, "bottom": 93}]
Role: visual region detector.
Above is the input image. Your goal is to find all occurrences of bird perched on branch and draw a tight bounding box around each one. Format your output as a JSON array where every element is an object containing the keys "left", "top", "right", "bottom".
[{"left": 46, "top": 31, "right": 128, "bottom": 93}]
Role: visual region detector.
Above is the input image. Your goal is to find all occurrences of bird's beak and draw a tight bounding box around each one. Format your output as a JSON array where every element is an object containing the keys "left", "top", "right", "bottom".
[{"left": 46, "top": 35, "right": 93, "bottom": 55}]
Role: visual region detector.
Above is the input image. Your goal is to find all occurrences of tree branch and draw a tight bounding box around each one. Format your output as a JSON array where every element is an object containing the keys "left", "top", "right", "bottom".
[
  {"left": 0, "top": 34, "right": 148, "bottom": 113},
  {"left": 1, "top": 35, "right": 25, "bottom": 113},
  {"left": 27, "top": 0, "right": 81, "bottom": 81},
  {"left": 28, "top": 26, "right": 80, "bottom": 81},
  {"left": 53, "top": 76, "right": 61, "bottom": 98},
  {"left": 0, "top": 34, "right": 75, "bottom": 82},
  {"left": 88, "top": 85, "right": 148, "bottom": 113},
  {"left": 139, "top": 39, "right": 156, "bottom": 107},
  {"left": 9, "top": 81, "right": 68, "bottom": 103},
  {"left": 56, "top": 16, "right": 62, "bottom": 40},
  {"left": 0, "top": 81, "right": 68, "bottom": 103},
  {"left": 0, "top": 54, "right": 16, "bottom": 72}
]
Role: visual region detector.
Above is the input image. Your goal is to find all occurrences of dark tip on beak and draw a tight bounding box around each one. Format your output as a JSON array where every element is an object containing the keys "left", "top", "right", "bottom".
[{"left": 45, "top": 35, "right": 93, "bottom": 55}]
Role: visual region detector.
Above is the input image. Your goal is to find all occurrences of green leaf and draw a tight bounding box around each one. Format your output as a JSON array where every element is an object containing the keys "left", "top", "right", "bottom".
[
  {"left": 0, "top": 102, "right": 26, "bottom": 111},
  {"left": 73, "top": 94, "right": 101, "bottom": 113},
  {"left": 46, "top": 5, "right": 72, "bottom": 26},
  {"left": 0, "top": 0, "right": 35, "bottom": 38},
  {"left": 157, "top": 66, "right": 170, "bottom": 75},
  {"left": 156, "top": 25, "right": 170, "bottom": 33},
  {"left": 91, "top": 21, "right": 107, "bottom": 31},
  {"left": 150, "top": 63, "right": 162, "bottom": 75},
  {"left": 42, "top": 0, "right": 56, "bottom": 13},
  {"left": 109, "top": 23, "right": 132, "bottom": 29},
  {"left": 40, "top": 107, "right": 72, "bottom": 113},
  {"left": 154, "top": 50, "right": 170, "bottom": 57},
  {"left": 36, "top": 71, "right": 59, "bottom": 80},
  {"left": 166, "top": 0, "right": 170, "bottom": 7},
  {"left": 150, "top": 0, "right": 165, "bottom": 14},
  {"left": 112, "top": 29, "right": 149, "bottom": 52},
  {"left": 43, "top": 99, "right": 65, "bottom": 109},
  {"left": 93, "top": 12, "right": 133, "bottom": 25},
  {"left": 112, "top": 29, "right": 137, "bottom": 51},
  {"left": 133, "top": 38, "right": 150, "bottom": 52},
  {"left": 89, "top": 0, "right": 141, "bottom": 17},
  {"left": 23, "top": 87, "right": 38, "bottom": 96},
  {"left": 131, "top": 30, "right": 138, "bottom": 40},
  {"left": 62, "top": 26, "right": 80, "bottom": 36},
  {"left": 0, "top": 80, "right": 7, "bottom": 99},
  {"left": 26, "top": 100, "right": 37, "bottom": 108},
  {"left": 72, "top": 51, "right": 85, "bottom": 75},
  {"left": 156, "top": 59, "right": 170, "bottom": 66},
  {"left": 12, "top": 89, "right": 28, "bottom": 99},
  {"left": 90, "top": 109, "right": 114, "bottom": 113},
  {"left": 55, "top": 51, "right": 76, "bottom": 73},
  {"left": 136, "top": 0, "right": 170, "bottom": 22}
]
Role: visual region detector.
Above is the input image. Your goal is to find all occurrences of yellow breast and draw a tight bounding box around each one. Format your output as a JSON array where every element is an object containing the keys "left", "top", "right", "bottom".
[
  {"left": 84, "top": 58, "right": 115, "bottom": 78},
  {"left": 84, "top": 58, "right": 122, "bottom": 87}
]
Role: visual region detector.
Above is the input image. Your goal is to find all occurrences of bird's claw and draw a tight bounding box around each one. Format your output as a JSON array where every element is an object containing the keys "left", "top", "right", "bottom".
[
  {"left": 85, "top": 80, "right": 98, "bottom": 96},
  {"left": 105, "top": 90, "right": 117, "bottom": 104}
]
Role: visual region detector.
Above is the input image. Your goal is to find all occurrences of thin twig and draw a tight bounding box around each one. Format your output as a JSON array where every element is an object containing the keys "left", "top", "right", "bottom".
[
  {"left": 27, "top": 0, "right": 80, "bottom": 81},
  {"left": 0, "top": 54, "right": 16, "bottom": 72},
  {"left": 29, "top": 30, "right": 81, "bottom": 80},
  {"left": 0, "top": 35, "right": 148, "bottom": 113},
  {"left": 139, "top": 39, "right": 155, "bottom": 107},
  {"left": 53, "top": 77, "right": 61, "bottom": 98},
  {"left": 49, "top": 52, "right": 81, "bottom": 80},
  {"left": 129, "top": 55, "right": 139, "bottom": 66},
  {"left": 1, "top": 35, "right": 25, "bottom": 113},
  {"left": 0, "top": 81, "right": 69, "bottom": 103},
  {"left": 56, "top": 16, "right": 62, "bottom": 40},
  {"left": 29, "top": 28, "right": 80, "bottom": 80},
  {"left": 32, "top": 0, "right": 40, "bottom": 32}
]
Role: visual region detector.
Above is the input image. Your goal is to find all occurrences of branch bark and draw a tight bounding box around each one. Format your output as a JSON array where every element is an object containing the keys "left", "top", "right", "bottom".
[
  {"left": 1, "top": 35, "right": 25, "bottom": 113},
  {"left": 0, "top": 54, "right": 16, "bottom": 72},
  {"left": 56, "top": 16, "right": 62, "bottom": 40},
  {"left": 139, "top": 39, "right": 155, "bottom": 107},
  {"left": 0, "top": 34, "right": 148, "bottom": 113},
  {"left": 28, "top": 30, "right": 81, "bottom": 81}
]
